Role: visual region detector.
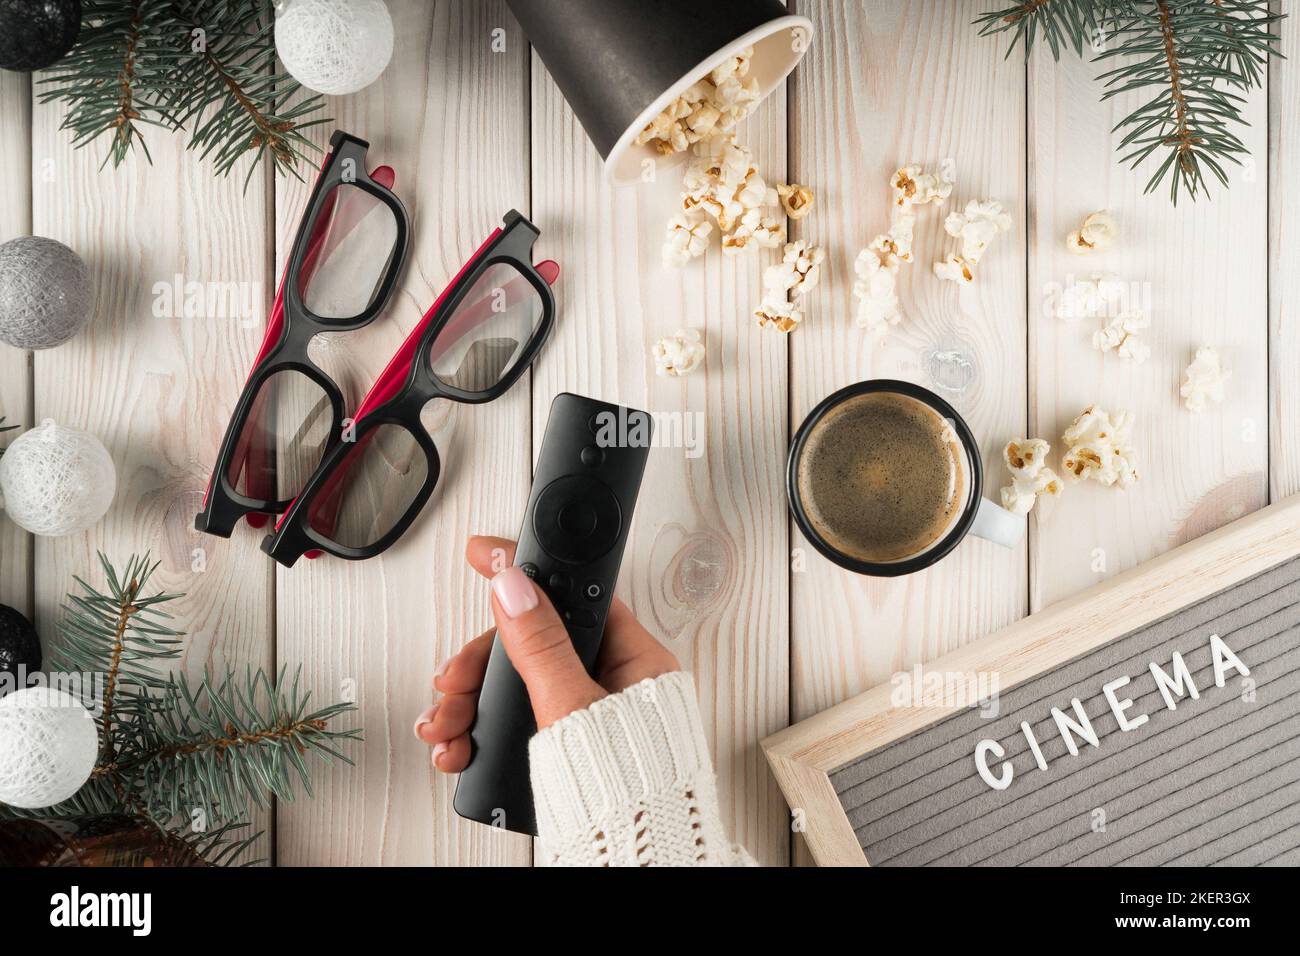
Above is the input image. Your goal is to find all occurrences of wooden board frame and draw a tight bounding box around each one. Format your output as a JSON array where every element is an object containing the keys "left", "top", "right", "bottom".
[{"left": 762, "top": 493, "right": 1300, "bottom": 867}]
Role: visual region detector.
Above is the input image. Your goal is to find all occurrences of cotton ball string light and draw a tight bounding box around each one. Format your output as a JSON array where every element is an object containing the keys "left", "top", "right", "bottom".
[
  {"left": 0, "top": 604, "right": 41, "bottom": 682},
  {"left": 0, "top": 236, "right": 92, "bottom": 350},
  {"left": 0, "top": 0, "right": 82, "bottom": 72},
  {"left": 0, "top": 420, "right": 115, "bottom": 536},
  {"left": 0, "top": 686, "right": 98, "bottom": 809},
  {"left": 275, "top": 0, "right": 394, "bottom": 97}
]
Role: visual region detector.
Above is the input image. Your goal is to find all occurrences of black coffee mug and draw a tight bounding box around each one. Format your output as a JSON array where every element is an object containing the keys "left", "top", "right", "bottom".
[{"left": 788, "top": 380, "right": 1023, "bottom": 577}]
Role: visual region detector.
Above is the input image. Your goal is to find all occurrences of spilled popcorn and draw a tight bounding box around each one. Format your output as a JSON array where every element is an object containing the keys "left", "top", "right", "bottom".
[
  {"left": 752, "top": 297, "right": 804, "bottom": 333},
  {"left": 1066, "top": 210, "right": 1118, "bottom": 255},
  {"left": 764, "top": 239, "right": 824, "bottom": 298},
  {"left": 776, "top": 183, "right": 815, "bottom": 220},
  {"left": 999, "top": 438, "right": 1063, "bottom": 516},
  {"left": 663, "top": 215, "right": 713, "bottom": 267},
  {"left": 1093, "top": 310, "right": 1151, "bottom": 363},
  {"left": 1061, "top": 405, "right": 1139, "bottom": 489},
  {"left": 933, "top": 199, "right": 1012, "bottom": 285},
  {"left": 652, "top": 329, "right": 706, "bottom": 377},
  {"left": 664, "top": 134, "right": 787, "bottom": 265},
  {"left": 853, "top": 242, "right": 902, "bottom": 337},
  {"left": 650, "top": 51, "right": 828, "bottom": 343},
  {"left": 853, "top": 163, "right": 954, "bottom": 341},
  {"left": 1180, "top": 346, "right": 1229, "bottom": 412},
  {"left": 635, "top": 48, "right": 760, "bottom": 155},
  {"left": 1055, "top": 272, "right": 1126, "bottom": 322},
  {"left": 755, "top": 240, "right": 825, "bottom": 333}
]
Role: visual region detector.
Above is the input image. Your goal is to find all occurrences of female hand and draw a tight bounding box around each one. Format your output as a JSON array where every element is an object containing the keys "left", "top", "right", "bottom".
[{"left": 414, "top": 535, "right": 679, "bottom": 772}]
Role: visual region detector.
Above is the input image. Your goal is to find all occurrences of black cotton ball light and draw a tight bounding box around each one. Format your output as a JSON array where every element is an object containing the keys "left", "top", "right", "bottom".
[
  {"left": 0, "top": 604, "right": 40, "bottom": 683},
  {"left": 0, "top": 0, "right": 81, "bottom": 73}
]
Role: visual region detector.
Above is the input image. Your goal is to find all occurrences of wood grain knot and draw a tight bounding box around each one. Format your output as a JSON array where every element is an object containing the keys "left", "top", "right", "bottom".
[
  {"left": 923, "top": 343, "right": 978, "bottom": 395},
  {"left": 648, "top": 525, "right": 732, "bottom": 639}
]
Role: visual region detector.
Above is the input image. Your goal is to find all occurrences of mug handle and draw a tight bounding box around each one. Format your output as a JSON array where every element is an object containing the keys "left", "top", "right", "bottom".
[{"left": 969, "top": 497, "right": 1025, "bottom": 548}]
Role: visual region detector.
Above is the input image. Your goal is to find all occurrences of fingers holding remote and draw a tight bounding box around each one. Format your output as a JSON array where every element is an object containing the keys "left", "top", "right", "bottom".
[
  {"left": 465, "top": 533, "right": 679, "bottom": 695},
  {"left": 434, "top": 626, "right": 495, "bottom": 695},
  {"left": 416, "top": 628, "right": 494, "bottom": 773},
  {"left": 465, "top": 534, "right": 519, "bottom": 579},
  {"left": 490, "top": 566, "right": 606, "bottom": 729},
  {"left": 595, "top": 602, "right": 680, "bottom": 694}
]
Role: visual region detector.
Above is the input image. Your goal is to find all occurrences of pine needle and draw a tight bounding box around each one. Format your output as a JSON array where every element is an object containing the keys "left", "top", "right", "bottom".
[
  {"left": 974, "top": 0, "right": 1283, "bottom": 204},
  {"left": 1, "top": 553, "right": 361, "bottom": 865},
  {"left": 38, "top": 0, "right": 330, "bottom": 186}
]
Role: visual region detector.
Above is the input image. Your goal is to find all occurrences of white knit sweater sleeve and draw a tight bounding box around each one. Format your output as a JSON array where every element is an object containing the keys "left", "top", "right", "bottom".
[{"left": 528, "top": 671, "right": 756, "bottom": 866}]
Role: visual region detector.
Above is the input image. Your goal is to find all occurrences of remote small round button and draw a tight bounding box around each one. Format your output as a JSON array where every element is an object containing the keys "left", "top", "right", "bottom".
[
  {"left": 583, "top": 581, "right": 603, "bottom": 602},
  {"left": 580, "top": 445, "right": 604, "bottom": 468},
  {"left": 532, "top": 475, "right": 622, "bottom": 564},
  {"left": 564, "top": 607, "right": 599, "bottom": 629},
  {"left": 520, "top": 562, "right": 539, "bottom": 579},
  {"left": 548, "top": 571, "right": 572, "bottom": 593}
]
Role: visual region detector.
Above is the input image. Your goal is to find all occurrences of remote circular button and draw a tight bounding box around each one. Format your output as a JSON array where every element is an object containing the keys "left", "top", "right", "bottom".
[
  {"left": 556, "top": 500, "right": 598, "bottom": 536},
  {"left": 520, "top": 562, "right": 539, "bottom": 579},
  {"left": 548, "top": 571, "right": 572, "bottom": 593},
  {"left": 580, "top": 445, "right": 604, "bottom": 468},
  {"left": 532, "top": 475, "right": 622, "bottom": 564},
  {"left": 583, "top": 581, "right": 603, "bottom": 602}
]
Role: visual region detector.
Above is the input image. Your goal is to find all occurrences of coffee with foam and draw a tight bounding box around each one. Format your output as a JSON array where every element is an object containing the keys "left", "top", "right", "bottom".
[{"left": 795, "top": 391, "right": 966, "bottom": 564}]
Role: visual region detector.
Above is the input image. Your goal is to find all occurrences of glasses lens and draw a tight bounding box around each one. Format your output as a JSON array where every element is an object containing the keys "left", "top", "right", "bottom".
[
  {"left": 429, "top": 262, "right": 544, "bottom": 393},
  {"left": 299, "top": 183, "right": 399, "bottom": 320},
  {"left": 226, "top": 370, "right": 334, "bottom": 505},
  {"left": 307, "top": 423, "right": 429, "bottom": 549}
]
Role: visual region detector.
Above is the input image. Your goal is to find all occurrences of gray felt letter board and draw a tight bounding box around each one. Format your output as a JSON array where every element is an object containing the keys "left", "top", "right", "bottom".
[{"left": 763, "top": 497, "right": 1300, "bottom": 866}]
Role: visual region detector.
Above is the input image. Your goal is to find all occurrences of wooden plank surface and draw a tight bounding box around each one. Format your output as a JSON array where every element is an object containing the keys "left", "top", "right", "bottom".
[
  {"left": 1027, "top": 33, "right": 1269, "bottom": 610},
  {"left": 29, "top": 48, "right": 274, "bottom": 856},
  {"left": 0, "top": 70, "right": 32, "bottom": 620},
  {"left": 2, "top": 0, "right": 1292, "bottom": 867},
  {"left": 789, "top": 0, "right": 1028, "bottom": 724},
  {"left": 274, "top": 0, "right": 533, "bottom": 866},
  {"left": 528, "top": 44, "right": 792, "bottom": 865},
  {"left": 1271, "top": 6, "right": 1300, "bottom": 498}
]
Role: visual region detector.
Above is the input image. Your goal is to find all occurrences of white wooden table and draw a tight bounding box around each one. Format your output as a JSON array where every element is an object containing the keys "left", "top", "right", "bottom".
[{"left": 0, "top": 0, "right": 1295, "bottom": 866}]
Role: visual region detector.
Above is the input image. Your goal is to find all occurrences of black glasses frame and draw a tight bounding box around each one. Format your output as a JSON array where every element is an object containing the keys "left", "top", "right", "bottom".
[
  {"left": 261, "top": 211, "right": 556, "bottom": 566},
  {"left": 194, "top": 131, "right": 411, "bottom": 538}
]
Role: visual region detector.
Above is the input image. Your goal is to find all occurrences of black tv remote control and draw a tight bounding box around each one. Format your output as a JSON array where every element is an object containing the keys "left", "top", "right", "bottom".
[{"left": 453, "top": 392, "right": 653, "bottom": 834}]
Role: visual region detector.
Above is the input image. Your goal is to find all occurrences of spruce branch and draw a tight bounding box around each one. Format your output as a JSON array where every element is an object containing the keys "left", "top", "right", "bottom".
[
  {"left": 975, "top": 0, "right": 1112, "bottom": 58},
  {"left": 1, "top": 553, "right": 360, "bottom": 865},
  {"left": 48, "top": 552, "right": 183, "bottom": 706},
  {"left": 974, "top": 0, "right": 1283, "bottom": 203},
  {"left": 124, "top": 665, "right": 362, "bottom": 822},
  {"left": 167, "top": 0, "right": 332, "bottom": 187},
  {"left": 0, "top": 416, "right": 17, "bottom": 460},
  {"left": 38, "top": 0, "right": 181, "bottom": 169},
  {"left": 39, "top": 0, "right": 330, "bottom": 185}
]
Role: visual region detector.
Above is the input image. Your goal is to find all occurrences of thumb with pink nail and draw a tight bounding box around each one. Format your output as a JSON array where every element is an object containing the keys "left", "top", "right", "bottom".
[{"left": 488, "top": 565, "right": 606, "bottom": 729}]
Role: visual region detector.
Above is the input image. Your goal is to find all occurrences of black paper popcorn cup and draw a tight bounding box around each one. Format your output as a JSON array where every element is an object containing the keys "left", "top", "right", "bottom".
[{"left": 507, "top": 0, "right": 812, "bottom": 183}]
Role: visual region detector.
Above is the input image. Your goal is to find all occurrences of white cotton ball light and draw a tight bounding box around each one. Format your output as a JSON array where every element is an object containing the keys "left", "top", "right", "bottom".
[
  {"left": 0, "top": 686, "right": 99, "bottom": 809},
  {"left": 275, "top": 0, "right": 395, "bottom": 97},
  {"left": 0, "top": 420, "right": 116, "bottom": 537}
]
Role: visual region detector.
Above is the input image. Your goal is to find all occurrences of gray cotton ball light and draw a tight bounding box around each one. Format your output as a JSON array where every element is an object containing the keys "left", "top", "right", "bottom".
[{"left": 0, "top": 236, "right": 92, "bottom": 350}]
